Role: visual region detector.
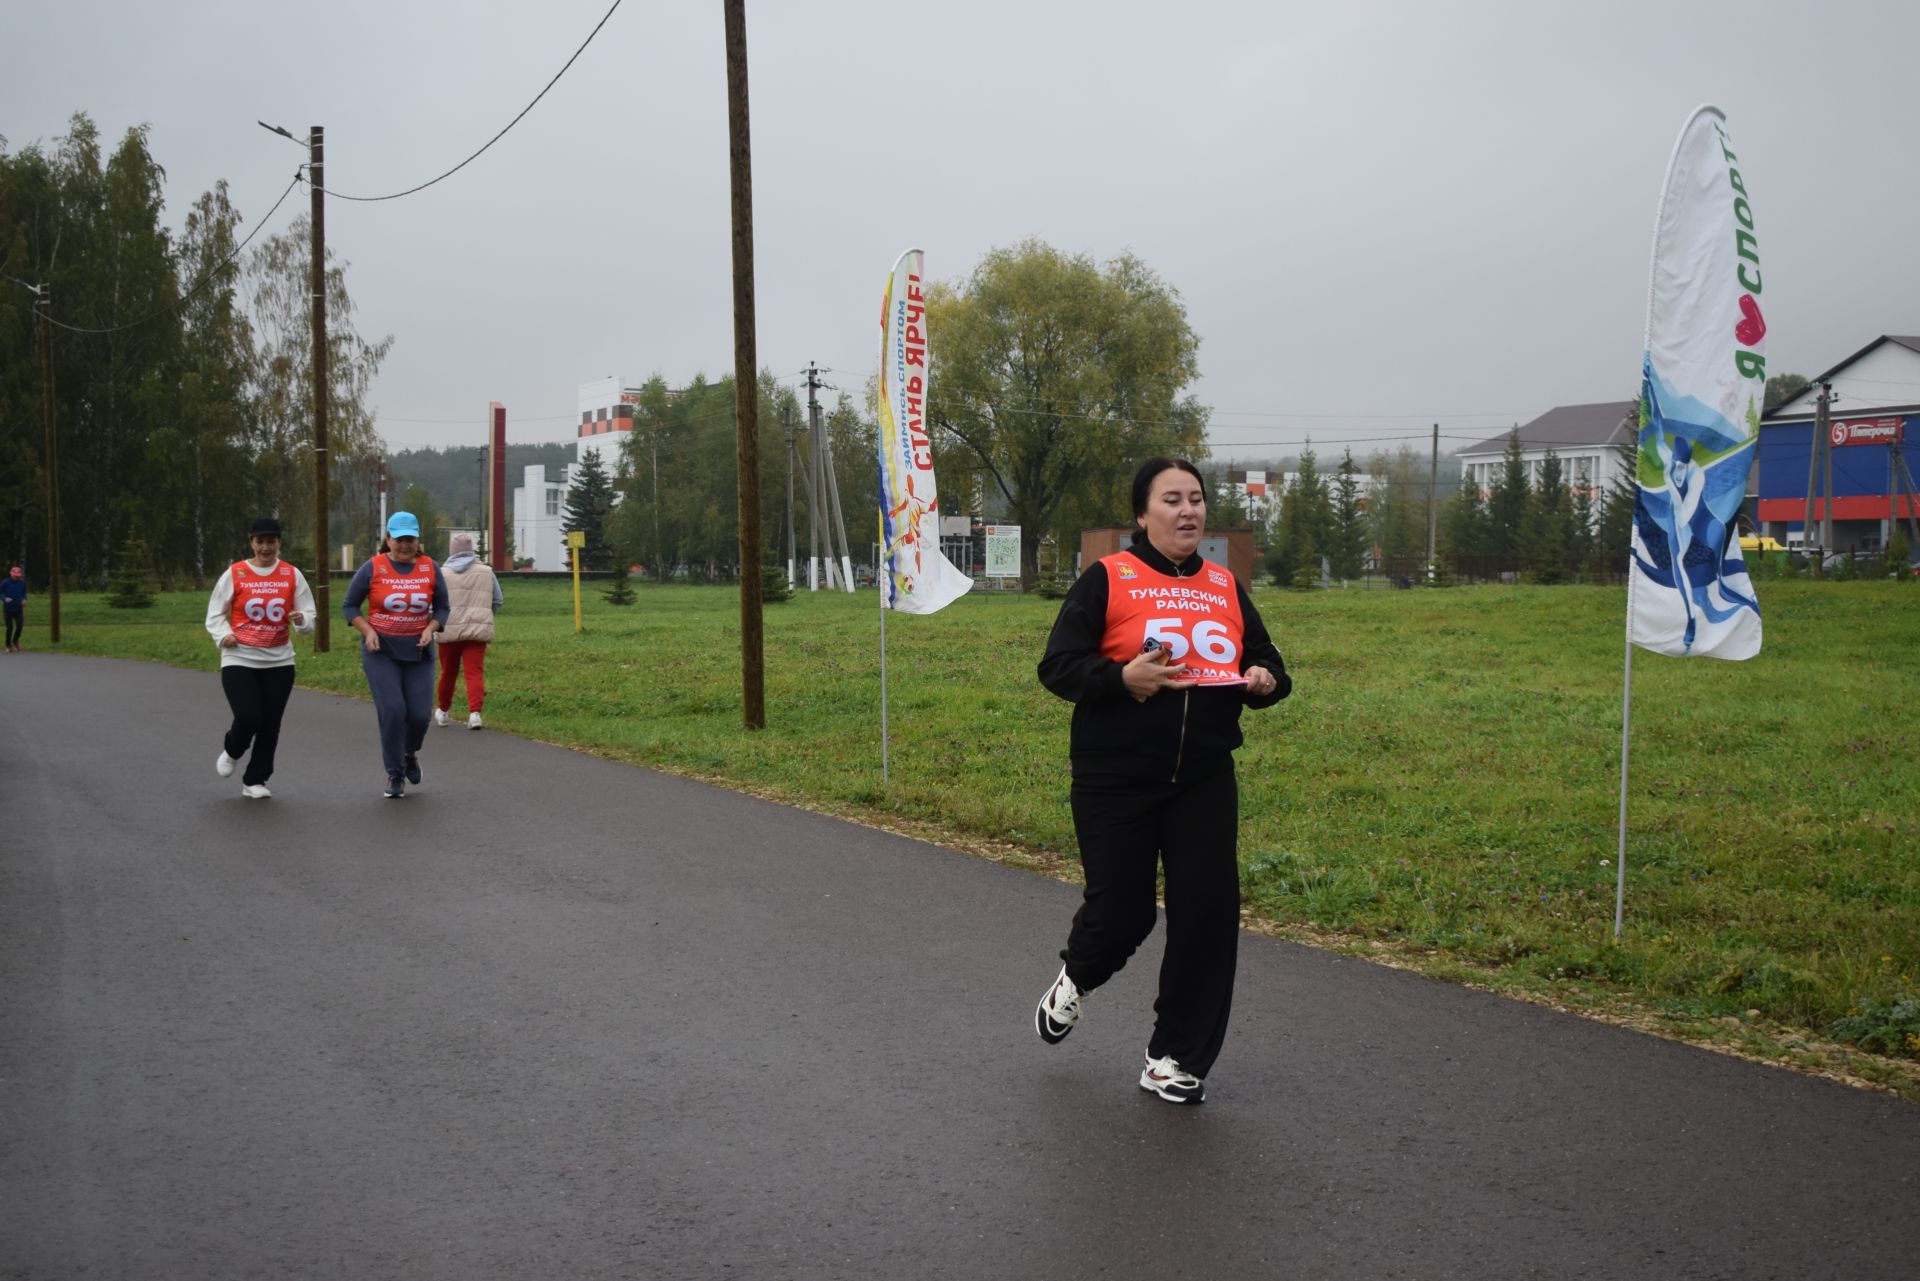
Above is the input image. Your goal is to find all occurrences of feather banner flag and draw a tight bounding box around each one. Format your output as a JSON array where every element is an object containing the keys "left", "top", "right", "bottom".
[
  {"left": 878, "top": 247, "right": 972, "bottom": 614},
  {"left": 1629, "top": 105, "right": 1764, "bottom": 661}
]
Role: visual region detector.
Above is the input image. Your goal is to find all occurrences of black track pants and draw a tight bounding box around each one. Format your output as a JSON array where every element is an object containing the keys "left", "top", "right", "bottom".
[
  {"left": 1061, "top": 766, "right": 1241, "bottom": 1078},
  {"left": 220, "top": 664, "right": 297, "bottom": 786}
]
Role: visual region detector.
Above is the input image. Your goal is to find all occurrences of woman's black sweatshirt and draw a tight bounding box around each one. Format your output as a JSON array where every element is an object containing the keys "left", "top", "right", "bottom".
[{"left": 1036, "top": 538, "right": 1290, "bottom": 782}]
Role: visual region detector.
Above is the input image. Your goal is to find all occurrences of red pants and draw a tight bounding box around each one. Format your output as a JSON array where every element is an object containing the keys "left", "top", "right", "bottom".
[{"left": 436, "top": 639, "right": 489, "bottom": 713}]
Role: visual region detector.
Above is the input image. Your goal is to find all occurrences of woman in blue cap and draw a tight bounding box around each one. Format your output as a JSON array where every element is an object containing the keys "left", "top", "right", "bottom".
[{"left": 342, "top": 512, "right": 449, "bottom": 798}]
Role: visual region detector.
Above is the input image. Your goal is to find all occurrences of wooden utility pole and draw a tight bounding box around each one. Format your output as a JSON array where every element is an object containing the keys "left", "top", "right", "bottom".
[
  {"left": 1426, "top": 421, "right": 1439, "bottom": 582},
  {"left": 37, "top": 284, "right": 61, "bottom": 642},
  {"left": 1803, "top": 382, "right": 1828, "bottom": 576},
  {"left": 723, "top": 0, "right": 765, "bottom": 729},
  {"left": 309, "top": 126, "right": 332, "bottom": 650}
]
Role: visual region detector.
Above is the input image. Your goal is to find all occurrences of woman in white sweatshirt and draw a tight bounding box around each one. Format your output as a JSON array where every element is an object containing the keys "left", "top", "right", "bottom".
[{"left": 204, "top": 517, "right": 316, "bottom": 799}]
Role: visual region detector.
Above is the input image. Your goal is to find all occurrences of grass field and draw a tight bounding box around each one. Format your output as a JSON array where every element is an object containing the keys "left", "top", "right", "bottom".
[{"left": 30, "top": 576, "right": 1920, "bottom": 1095}]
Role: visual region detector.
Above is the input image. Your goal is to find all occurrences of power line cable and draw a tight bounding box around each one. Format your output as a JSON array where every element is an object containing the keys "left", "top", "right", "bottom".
[{"left": 319, "top": 0, "right": 624, "bottom": 203}]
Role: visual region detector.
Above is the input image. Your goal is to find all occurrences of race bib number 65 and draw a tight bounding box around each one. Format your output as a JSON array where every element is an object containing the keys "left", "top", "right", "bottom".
[{"left": 381, "top": 591, "right": 431, "bottom": 614}]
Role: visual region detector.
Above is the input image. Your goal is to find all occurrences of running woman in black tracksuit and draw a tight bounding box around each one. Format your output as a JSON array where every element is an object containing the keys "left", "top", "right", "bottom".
[
  {"left": 206, "top": 517, "right": 316, "bottom": 799},
  {"left": 1033, "top": 457, "right": 1290, "bottom": 1104}
]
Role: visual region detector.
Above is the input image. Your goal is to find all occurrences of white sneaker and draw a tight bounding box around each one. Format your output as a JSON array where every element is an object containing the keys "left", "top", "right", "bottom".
[
  {"left": 433, "top": 709, "right": 450, "bottom": 727},
  {"left": 467, "top": 712, "right": 483, "bottom": 730},
  {"left": 240, "top": 783, "right": 272, "bottom": 800},
  {"left": 1139, "top": 1052, "right": 1206, "bottom": 1104},
  {"left": 216, "top": 751, "right": 236, "bottom": 778},
  {"left": 1035, "top": 966, "right": 1086, "bottom": 1044}
]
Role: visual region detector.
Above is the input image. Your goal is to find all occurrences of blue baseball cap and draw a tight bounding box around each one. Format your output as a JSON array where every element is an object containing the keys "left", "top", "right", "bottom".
[{"left": 386, "top": 511, "right": 421, "bottom": 538}]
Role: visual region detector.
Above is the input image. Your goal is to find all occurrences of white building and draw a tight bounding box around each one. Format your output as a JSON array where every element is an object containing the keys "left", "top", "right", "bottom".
[
  {"left": 576, "top": 375, "right": 642, "bottom": 470},
  {"left": 511, "top": 377, "right": 642, "bottom": 570},
  {"left": 512, "top": 463, "right": 576, "bottom": 571},
  {"left": 1456, "top": 401, "right": 1637, "bottom": 501}
]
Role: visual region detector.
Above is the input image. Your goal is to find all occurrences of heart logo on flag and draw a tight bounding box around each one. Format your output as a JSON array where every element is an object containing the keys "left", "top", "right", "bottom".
[{"left": 1734, "top": 294, "right": 1766, "bottom": 346}]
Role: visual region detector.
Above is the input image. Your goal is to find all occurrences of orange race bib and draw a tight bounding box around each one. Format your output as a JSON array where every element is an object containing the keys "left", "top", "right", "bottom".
[
  {"left": 1098, "top": 552, "right": 1247, "bottom": 686},
  {"left": 228, "top": 559, "right": 296, "bottom": 647},
  {"left": 366, "top": 554, "right": 436, "bottom": 636}
]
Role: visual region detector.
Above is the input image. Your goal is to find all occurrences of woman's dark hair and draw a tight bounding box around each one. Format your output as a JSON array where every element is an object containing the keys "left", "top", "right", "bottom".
[{"left": 1131, "top": 456, "right": 1206, "bottom": 518}]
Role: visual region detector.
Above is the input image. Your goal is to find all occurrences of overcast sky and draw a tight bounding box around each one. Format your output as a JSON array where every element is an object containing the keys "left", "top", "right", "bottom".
[{"left": 7, "top": 0, "right": 1917, "bottom": 462}]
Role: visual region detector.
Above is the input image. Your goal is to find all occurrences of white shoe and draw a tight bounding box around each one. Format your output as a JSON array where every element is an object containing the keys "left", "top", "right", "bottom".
[
  {"left": 433, "top": 709, "right": 450, "bottom": 727},
  {"left": 240, "top": 783, "right": 272, "bottom": 800},
  {"left": 1035, "top": 966, "right": 1086, "bottom": 1044},
  {"left": 467, "top": 712, "right": 483, "bottom": 730},
  {"left": 1139, "top": 1052, "right": 1206, "bottom": 1104},
  {"left": 216, "top": 751, "right": 236, "bottom": 778}
]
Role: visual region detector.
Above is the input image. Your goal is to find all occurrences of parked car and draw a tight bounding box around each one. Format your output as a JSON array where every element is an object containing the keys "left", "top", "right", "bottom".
[{"left": 1740, "top": 535, "right": 1789, "bottom": 554}]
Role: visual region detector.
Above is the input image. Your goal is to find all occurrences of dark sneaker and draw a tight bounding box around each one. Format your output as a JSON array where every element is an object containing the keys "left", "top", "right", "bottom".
[
  {"left": 1035, "top": 966, "right": 1085, "bottom": 1044},
  {"left": 403, "top": 754, "right": 422, "bottom": 785},
  {"left": 1139, "top": 1052, "right": 1205, "bottom": 1104},
  {"left": 384, "top": 774, "right": 406, "bottom": 799}
]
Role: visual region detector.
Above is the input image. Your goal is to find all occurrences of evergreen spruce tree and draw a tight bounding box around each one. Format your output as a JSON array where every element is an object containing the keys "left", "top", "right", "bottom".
[
  {"left": 1441, "top": 483, "right": 1488, "bottom": 579},
  {"left": 1594, "top": 436, "right": 1641, "bottom": 578},
  {"left": 1522, "top": 449, "right": 1571, "bottom": 583},
  {"left": 561, "top": 447, "right": 618, "bottom": 571},
  {"left": 1570, "top": 484, "right": 1598, "bottom": 578},
  {"left": 105, "top": 535, "right": 157, "bottom": 608},
  {"left": 1484, "top": 428, "right": 1529, "bottom": 565},
  {"left": 1329, "top": 451, "right": 1367, "bottom": 580},
  {"left": 601, "top": 554, "right": 637, "bottom": 606}
]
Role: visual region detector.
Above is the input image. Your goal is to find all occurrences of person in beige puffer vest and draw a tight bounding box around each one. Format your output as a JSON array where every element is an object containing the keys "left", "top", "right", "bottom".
[{"left": 434, "top": 533, "right": 503, "bottom": 729}]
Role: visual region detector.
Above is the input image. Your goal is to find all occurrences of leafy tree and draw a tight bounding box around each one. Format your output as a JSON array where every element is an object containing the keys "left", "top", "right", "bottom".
[
  {"left": 1763, "top": 372, "right": 1809, "bottom": 416},
  {"left": 153, "top": 180, "right": 257, "bottom": 581},
  {"left": 242, "top": 215, "right": 392, "bottom": 561},
  {"left": 395, "top": 483, "right": 445, "bottom": 555},
  {"left": 926, "top": 240, "right": 1207, "bottom": 582},
  {"left": 561, "top": 447, "right": 617, "bottom": 571},
  {"left": 1328, "top": 450, "right": 1366, "bottom": 580},
  {"left": 1365, "top": 445, "right": 1429, "bottom": 580}
]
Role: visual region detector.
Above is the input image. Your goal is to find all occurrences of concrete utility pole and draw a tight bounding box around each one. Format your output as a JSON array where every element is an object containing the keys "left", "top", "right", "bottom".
[
  {"left": 808, "top": 361, "right": 855, "bottom": 591},
  {"left": 723, "top": 0, "right": 765, "bottom": 730},
  {"left": 37, "top": 284, "right": 61, "bottom": 642},
  {"left": 1426, "top": 421, "right": 1439, "bottom": 583},
  {"left": 784, "top": 403, "right": 796, "bottom": 589},
  {"left": 309, "top": 126, "right": 331, "bottom": 651}
]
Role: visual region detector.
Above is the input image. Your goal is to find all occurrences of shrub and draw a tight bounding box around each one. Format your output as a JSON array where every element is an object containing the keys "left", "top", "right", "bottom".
[{"left": 1829, "top": 995, "right": 1920, "bottom": 1058}]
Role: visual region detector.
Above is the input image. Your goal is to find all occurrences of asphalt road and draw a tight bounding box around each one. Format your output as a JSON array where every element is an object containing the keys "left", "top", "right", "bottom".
[{"left": 3, "top": 653, "right": 1916, "bottom": 1280}]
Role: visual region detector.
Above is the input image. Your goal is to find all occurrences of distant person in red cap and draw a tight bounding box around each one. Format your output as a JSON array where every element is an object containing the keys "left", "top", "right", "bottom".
[
  {"left": 205, "top": 518, "right": 316, "bottom": 799},
  {"left": 2, "top": 565, "right": 25, "bottom": 651},
  {"left": 434, "top": 532, "right": 503, "bottom": 730},
  {"left": 343, "top": 511, "right": 448, "bottom": 798}
]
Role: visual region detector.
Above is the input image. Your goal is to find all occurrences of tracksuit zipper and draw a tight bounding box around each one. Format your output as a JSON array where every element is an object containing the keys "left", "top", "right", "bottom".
[
  {"left": 1171, "top": 689, "right": 1189, "bottom": 782},
  {"left": 1170, "top": 555, "right": 1191, "bottom": 782}
]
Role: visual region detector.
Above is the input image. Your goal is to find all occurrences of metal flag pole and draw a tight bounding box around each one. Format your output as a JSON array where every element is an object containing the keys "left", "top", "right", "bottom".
[
  {"left": 1614, "top": 633, "right": 1634, "bottom": 939},
  {"left": 880, "top": 515, "right": 890, "bottom": 786}
]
